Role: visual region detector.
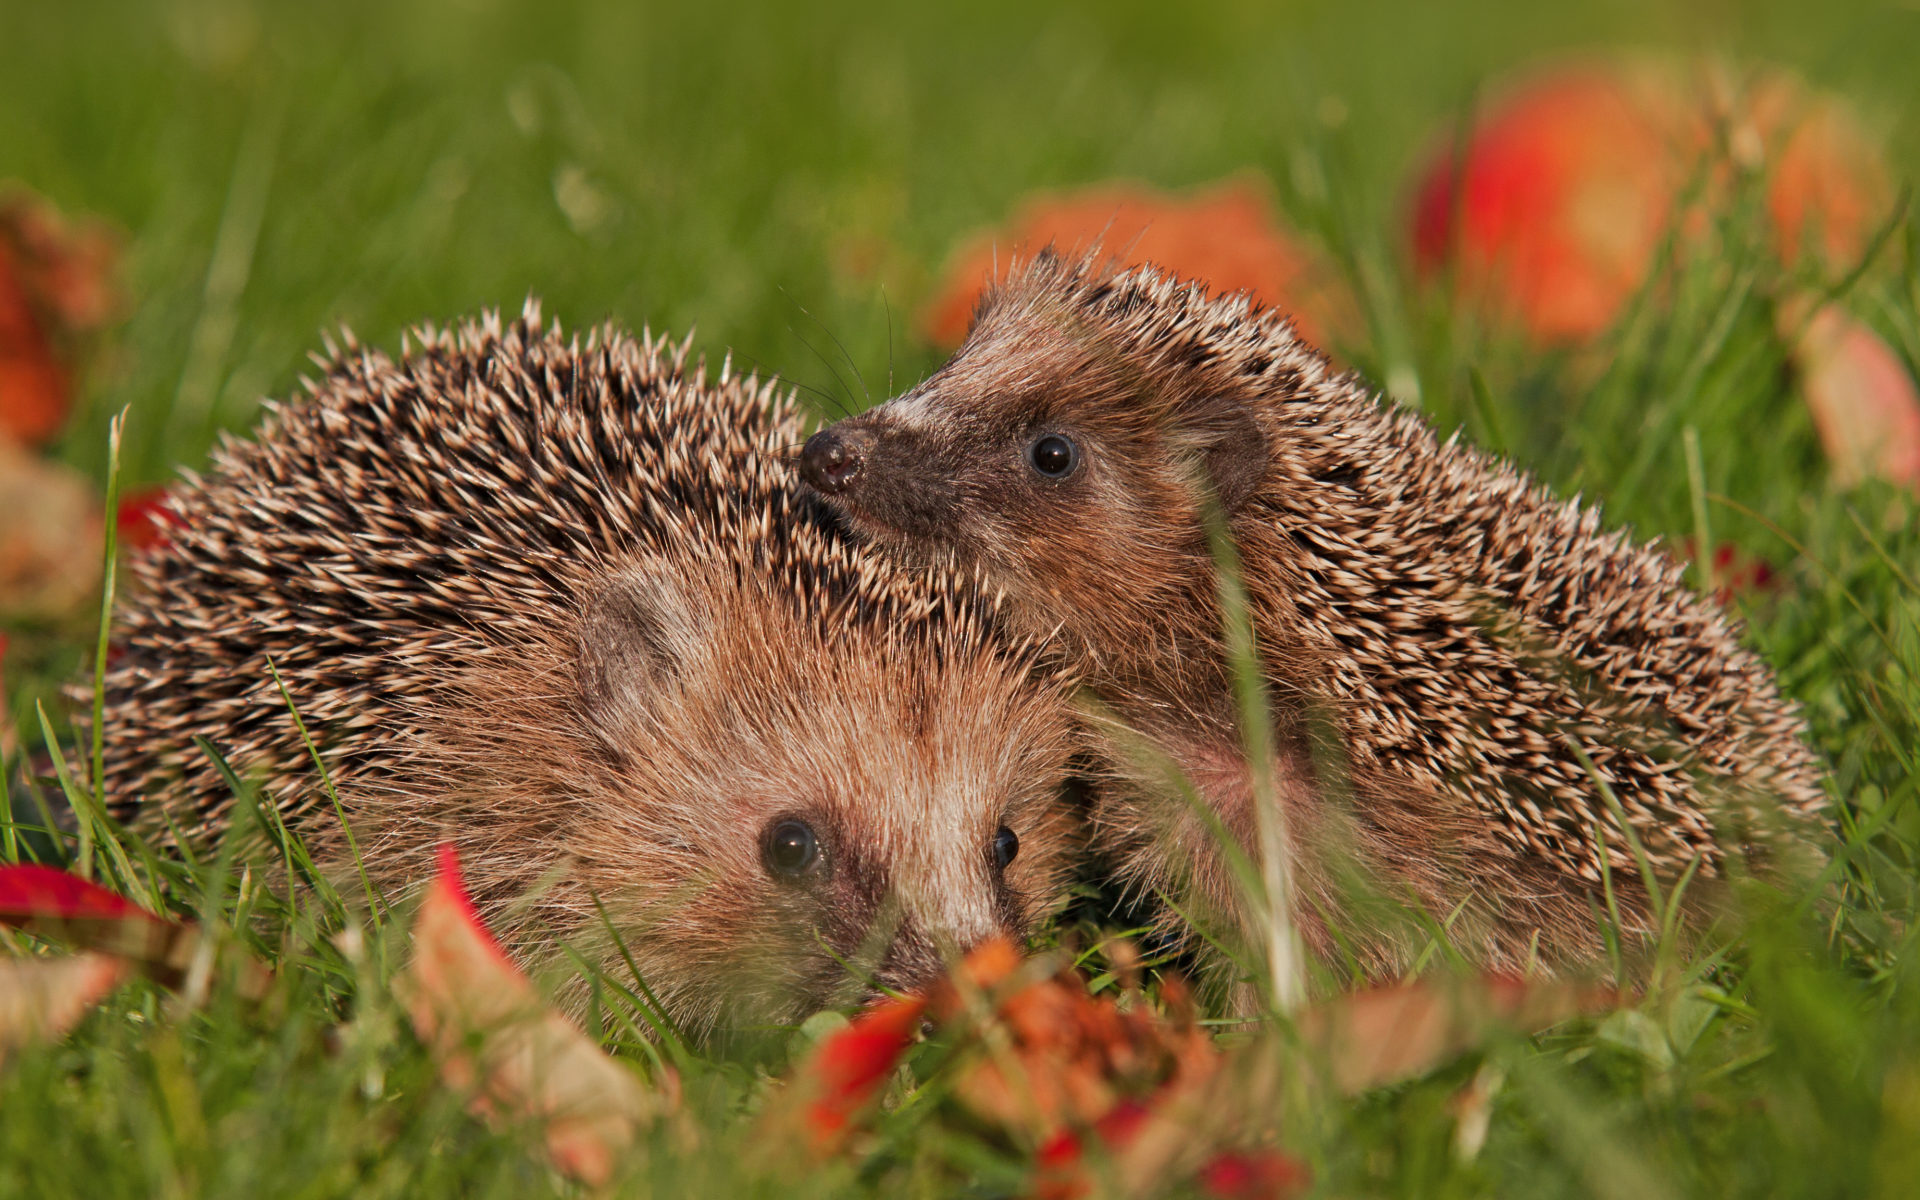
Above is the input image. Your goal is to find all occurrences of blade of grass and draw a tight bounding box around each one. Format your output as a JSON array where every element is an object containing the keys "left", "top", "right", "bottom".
[
  {"left": 1683, "top": 426, "right": 1713, "bottom": 593},
  {"left": 1591, "top": 819, "right": 1627, "bottom": 983},
  {"left": 586, "top": 887, "right": 691, "bottom": 1066},
  {"left": 89, "top": 410, "right": 126, "bottom": 803},
  {"left": 557, "top": 944, "right": 671, "bottom": 1080},
  {"left": 1466, "top": 365, "right": 1511, "bottom": 456},
  {"left": 35, "top": 700, "right": 135, "bottom": 890},
  {"left": 265, "top": 656, "right": 380, "bottom": 929},
  {"left": 39, "top": 700, "right": 92, "bottom": 880},
  {"left": 20, "top": 772, "right": 67, "bottom": 867},
  {"left": 1207, "top": 505, "right": 1305, "bottom": 1012},
  {"left": 1, "top": 738, "right": 14, "bottom": 864},
  {"left": 1567, "top": 739, "right": 1667, "bottom": 927}
]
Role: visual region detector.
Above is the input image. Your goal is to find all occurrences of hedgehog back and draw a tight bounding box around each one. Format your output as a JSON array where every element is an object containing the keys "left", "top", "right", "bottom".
[{"left": 101, "top": 306, "right": 992, "bottom": 835}]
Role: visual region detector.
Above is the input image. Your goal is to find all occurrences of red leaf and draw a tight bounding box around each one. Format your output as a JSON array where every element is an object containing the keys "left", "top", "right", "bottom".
[
  {"left": 1195, "top": 1149, "right": 1313, "bottom": 1200},
  {"left": 116, "top": 486, "right": 182, "bottom": 553},
  {"left": 404, "top": 843, "right": 676, "bottom": 1186},
  {"left": 0, "top": 862, "right": 161, "bottom": 923},
  {"left": 803, "top": 994, "right": 927, "bottom": 1150},
  {"left": 0, "top": 862, "right": 268, "bottom": 998},
  {"left": 1409, "top": 61, "right": 1692, "bottom": 344}
]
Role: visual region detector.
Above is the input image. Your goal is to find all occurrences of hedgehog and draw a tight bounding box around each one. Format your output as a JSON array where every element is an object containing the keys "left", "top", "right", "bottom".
[
  {"left": 797, "top": 251, "right": 1828, "bottom": 981},
  {"left": 94, "top": 303, "right": 1085, "bottom": 1036}
]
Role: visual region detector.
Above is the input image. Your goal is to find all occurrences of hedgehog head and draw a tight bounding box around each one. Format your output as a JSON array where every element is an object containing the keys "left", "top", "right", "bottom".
[
  {"left": 379, "top": 554, "right": 1083, "bottom": 1038},
  {"left": 799, "top": 251, "right": 1328, "bottom": 648}
]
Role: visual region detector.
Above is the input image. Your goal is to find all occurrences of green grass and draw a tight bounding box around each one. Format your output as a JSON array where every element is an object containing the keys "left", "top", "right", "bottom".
[{"left": 5, "top": 0, "right": 1920, "bottom": 1195}]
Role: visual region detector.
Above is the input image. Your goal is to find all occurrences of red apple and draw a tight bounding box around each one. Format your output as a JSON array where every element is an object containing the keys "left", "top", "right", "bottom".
[{"left": 1410, "top": 59, "right": 1892, "bottom": 344}]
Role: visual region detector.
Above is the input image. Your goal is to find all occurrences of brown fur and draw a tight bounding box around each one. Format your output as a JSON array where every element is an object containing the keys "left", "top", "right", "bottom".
[
  {"left": 95, "top": 304, "right": 1085, "bottom": 1036},
  {"left": 799, "top": 251, "right": 1828, "bottom": 981}
]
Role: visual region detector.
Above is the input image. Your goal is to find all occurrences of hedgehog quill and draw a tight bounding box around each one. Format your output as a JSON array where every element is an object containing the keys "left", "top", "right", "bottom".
[
  {"left": 96, "top": 305, "right": 1084, "bottom": 1036},
  {"left": 799, "top": 252, "right": 1827, "bottom": 984}
]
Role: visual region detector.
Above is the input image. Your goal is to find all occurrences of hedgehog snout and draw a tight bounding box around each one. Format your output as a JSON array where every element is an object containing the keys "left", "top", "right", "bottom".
[{"left": 799, "top": 425, "right": 873, "bottom": 495}]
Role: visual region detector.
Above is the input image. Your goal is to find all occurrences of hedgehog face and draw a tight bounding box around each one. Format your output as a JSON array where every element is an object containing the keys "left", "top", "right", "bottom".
[
  {"left": 436, "top": 563, "right": 1083, "bottom": 1040},
  {"left": 800, "top": 278, "right": 1270, "bottom": 654}
]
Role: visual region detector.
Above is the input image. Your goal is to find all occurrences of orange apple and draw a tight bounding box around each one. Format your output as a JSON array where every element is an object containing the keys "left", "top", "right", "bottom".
[{"left": 922, "top": 177, "right": 1350, "bottom": 350}]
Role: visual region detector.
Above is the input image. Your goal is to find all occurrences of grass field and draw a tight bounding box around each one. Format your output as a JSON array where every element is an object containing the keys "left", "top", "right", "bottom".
[{"left": 5, "top": 0, "right": 1920, "bottom": 1195}]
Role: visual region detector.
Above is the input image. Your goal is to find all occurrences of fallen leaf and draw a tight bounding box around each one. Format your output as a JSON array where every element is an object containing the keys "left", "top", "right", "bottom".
[
  {"left": 0, "top": 951, "right": 128, "bottom": 1064},
  {"left": 116, "top": 485, "right": 182, "bottom": 554},
  {"left": 0, "top": 864, "right": 233, "bottom": 1061},
  {"left": 0, "top": 431, "right": 102, "bottom": 623},
  {"left": 1194, "top": 1149, "right": 1314, "bottom": 1200},
  {"left": 1, "top": 862, "right": 185, "bottom": 983},
  {"left": 1294, "top": 973, "right": 1618, "bottom": 1095},
  {"left": 922, "top": 176, "right": 1353, "bottom": 350},
  {"left": 402, "top": 843, "right": 676, "bottom": 1186},
  {"left": 924, "top": 943, "right": 1216, "bottom": 1141},
  {"left": 0, "top": 862, "right": 270, "bottom": 998},
  {"left": 776, "top": 939, "right": 1286, "bottom": 1199},
  {"left": 800, "top": 992, "right": 926, "bottom": 1152},
  {"left": 1791, "top": 301, "right": 1920, "bottom": 490}
]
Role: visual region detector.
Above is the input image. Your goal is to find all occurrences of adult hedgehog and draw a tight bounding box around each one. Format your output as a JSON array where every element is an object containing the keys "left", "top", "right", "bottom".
[
  {"left": 98, "top": 304, "right": 1084, "bottom": 1035},
  {"left": 799, "top": 252, "right": 1827, "bottom": 982}
]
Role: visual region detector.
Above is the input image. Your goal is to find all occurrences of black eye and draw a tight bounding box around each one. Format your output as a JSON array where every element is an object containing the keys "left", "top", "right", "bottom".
[
  {"left": 763, "top": 818, "right": 821, "bottom": 879},
  {"left": 1027, "top": 434, "right": 1078, "bottom": 479},
  {"left": 991, "top": 826, "right": 1020, "bottom": 872}
]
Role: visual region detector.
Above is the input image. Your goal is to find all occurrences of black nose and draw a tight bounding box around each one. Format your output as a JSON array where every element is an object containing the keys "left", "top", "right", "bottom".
[{"left": 799, "top": 426, "right": 872, "bottom": 495}]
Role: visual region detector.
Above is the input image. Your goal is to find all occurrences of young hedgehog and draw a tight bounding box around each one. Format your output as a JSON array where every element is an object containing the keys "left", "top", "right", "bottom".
[
  {"left": 798, "top": 252, "right": 1827, "bottom": 980},
  {"left": 97, "top": 304, "right": 1084, "bottom": 1036}
]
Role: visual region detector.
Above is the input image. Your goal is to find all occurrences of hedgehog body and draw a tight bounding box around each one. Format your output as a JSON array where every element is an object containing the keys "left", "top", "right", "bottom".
[
  {"left": 799, "top": 253, "right": 1827, "bottom": 980},
  {"left": 101, "top": 305, "right": 1084, "bottom": 1034}
]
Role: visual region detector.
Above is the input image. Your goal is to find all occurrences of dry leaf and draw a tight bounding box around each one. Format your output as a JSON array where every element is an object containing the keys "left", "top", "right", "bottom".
[
  {"left": 1791, "top": 301, "right": 1920, "bottom": 490},
  {"left": 402, "top": 843, "right": 676, "bottom": 1186},
  {"left": 0, "top": 951, "right": 128, "bottom": 1063},
  {"left": 922, "top": 177, "right": 1352, "bottom": 350},
  {"left": 0, "top": 435, "right": 103, "bottom": 622},
  {"left": 775, "top": 939, "right": 1306, "bottom": 1199},
  {"left": 1294, "top": 973, "right": 1617, "bottom": 1095},
  {"left": 924, "top": 941, "right": 1217, "bottom": 1140}
]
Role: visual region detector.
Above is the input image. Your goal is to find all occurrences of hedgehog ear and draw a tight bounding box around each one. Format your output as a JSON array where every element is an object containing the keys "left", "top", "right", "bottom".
[
  {"left": 576, "top": 567, "right": 706, "bottom": 732},
  {"left": 1182, "top": 399, "right": 1269, "bottom": 514}
]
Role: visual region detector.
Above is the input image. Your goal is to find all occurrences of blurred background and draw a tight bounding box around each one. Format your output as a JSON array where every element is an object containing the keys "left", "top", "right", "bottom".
[
  {"left": 9, "top": 8, "right": 1920, "bottom": 1189},
  {"left": 3, "top": 0, "right": 1919, "bottom": 719}
]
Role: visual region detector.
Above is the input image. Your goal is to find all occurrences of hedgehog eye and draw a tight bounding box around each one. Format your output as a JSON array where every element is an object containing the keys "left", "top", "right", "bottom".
[
  {"left": 991, "top": 826, "right": 1020, "bottom": 872},
  {"left": 762, "top": 818, "right": 821, "bottom": 880},
  {"left": 1026, "top": 434, "right": 1078, "bottom": 479}
]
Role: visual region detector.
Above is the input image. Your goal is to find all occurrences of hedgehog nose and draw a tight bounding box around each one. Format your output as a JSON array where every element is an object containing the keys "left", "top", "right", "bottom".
[{"left": 800, "top": 426, "right": 871, "bottom": 495}]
